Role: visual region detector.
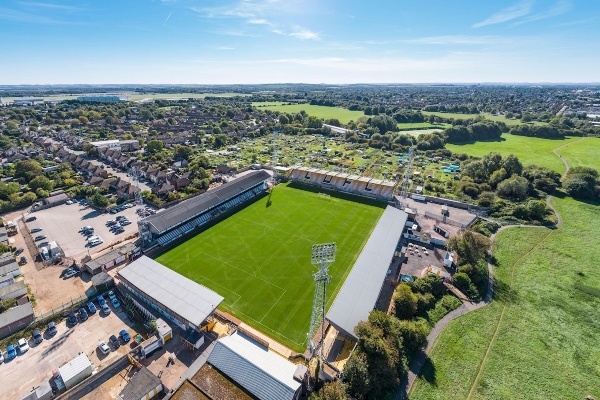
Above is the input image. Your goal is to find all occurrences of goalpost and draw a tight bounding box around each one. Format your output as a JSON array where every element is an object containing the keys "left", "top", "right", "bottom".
[{"left": 318, "top": 193, "right": 331, "bottom": 200}]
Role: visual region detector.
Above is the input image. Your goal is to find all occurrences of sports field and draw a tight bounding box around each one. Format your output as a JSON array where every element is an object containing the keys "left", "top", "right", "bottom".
[
  {"left": 156, "top": 183, "right": 385, "bottom": 351},
  {"left": 251, "top": 103, "right": 365, "bottom": 124},
  {"left": 445, "top": 134, "right": 579, "bottom": 174}
]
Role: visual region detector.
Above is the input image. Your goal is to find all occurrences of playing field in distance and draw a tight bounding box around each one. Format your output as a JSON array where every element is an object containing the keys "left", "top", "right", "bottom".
[{"left": 156, "top": 183, "right": 385, "bottom": 351}]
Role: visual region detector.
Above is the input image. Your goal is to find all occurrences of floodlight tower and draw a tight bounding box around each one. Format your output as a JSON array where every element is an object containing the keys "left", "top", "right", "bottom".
[
  {"left": 271, "top": 127, "right": 280, "bottom": 184},
  {"left": 130, "top": 166, "right": 151, "bottom": 246},
  {"left": 307, "top": 243, "right": 336, "bottom": 359},
  {"left": 399, "top": 146, "right": 415, "bottom": 207}
]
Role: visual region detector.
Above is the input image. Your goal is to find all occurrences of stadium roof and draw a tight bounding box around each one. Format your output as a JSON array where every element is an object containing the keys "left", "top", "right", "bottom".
[
  {"left": 118, "top": 256, "right": 224, "bottom": 327},
  {"left": 326, "top": 206, "right": 407, "bottom": 339},
  {"left": 146, "top": 170, "right": 270, "bottom": 234},
  {"left": 207, "top": 332, "right": 302, "bottom": 400},
  {"left": 292, "top": 166, "right": 396, "bottom": 187}
]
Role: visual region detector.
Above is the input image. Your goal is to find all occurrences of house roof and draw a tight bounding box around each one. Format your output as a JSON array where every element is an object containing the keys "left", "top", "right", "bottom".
[
  {"left": 207, "top": 332, "right": 301, "bottom": 400},
  {"left": 326, "top": 206, "right": 407, "bottom": 339},
  {"left": 0, "top": 261, "right": 20, "bottom": 276},
  {"left": 58, "top": 353, "right": 92, "bottom": 385},
  {"left": 119, "top": 367, "right": 161, "bottom": 400},
  {"left": 145, "top": 170, "right": 269, "bottom": 234},
  {"left": 118, "top": 256, "right": 224, "bottom": 327},
  {"left": 0, "top": 302, "right": 34, "bottom": 328},
  {"left": 85, "top": 242, "right": 136, "bottom": 272},
  {"left": 0, "top": 280, "right": 26, "bottom": 297}
]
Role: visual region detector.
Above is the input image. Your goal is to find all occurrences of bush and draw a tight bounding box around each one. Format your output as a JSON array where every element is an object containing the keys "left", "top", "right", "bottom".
[
  {"left": 411, "top": 275, "right": 445, "bottom": 298},
  {"left": 564, "top": 176, "right": 597, "bottom": 199},
  {"left": 394, "top": 284, "right": 418, "bottom": 320},
  {"left": 497, "top": 174, "right": 529, "bottom": 201},
  {"left": 416, "top": 292, "right": 436, "bottom": 316},
  {"left": 452, "top": 272, "right": 472, "bottom": 291},
  {"left": 398, "top": 319, "right": 429, "bottom": 355},
  {"left": 427, "top": 295, "right": 462, "bottom": 325}
]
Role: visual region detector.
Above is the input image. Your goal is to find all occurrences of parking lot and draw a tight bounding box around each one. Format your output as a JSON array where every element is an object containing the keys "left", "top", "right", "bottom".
[
  {"left": 0, "top": 299, "right": 136, "bottom": 400},
  {"left": 26, "top": 202, "right": 140, "bottom": 261}
]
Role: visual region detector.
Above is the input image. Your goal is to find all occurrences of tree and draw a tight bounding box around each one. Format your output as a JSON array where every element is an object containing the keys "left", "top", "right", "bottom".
[
  {"left": 343, "top": 352, "right": 370, "bottom": 398},
  {"left": 398, "top": 319, "right": 429, "bottom": 355},
  {"left": 29, "top": 175, "right": 54, "bottom": 192},
  {"left": 394, "top": 284, "right": 418, "bottom": 320},
  {"left": 90, "top": 192, "right": 109, "bottom": 208},
  {"left": 463, "top": 160, "right": 488, "bottom": 182},
  {"left": 447, "top": 230, "right": 491, "bottom": 266},
  {"left": 305, "top": 115, "right": 322, "bottom": 129},
  {"left": 482, "top": 152, "right": 503, "bottom": 175},
  {"left": 309, "top": 381, "right": 349, "bottom": 400},
  {"left": 526, "top": 200, "right": 548, "bottom": 220},
  {"left": 452, "top": 272, "right": 472, "bottom": 292},
  {"left": 497, "top": 174, "right": 529, "bottom": 201},
  {"left": 214, "top": 134, "right": 229, "bottom": 149},
  {"left": 146, "top": 139, "right": 164, "bottom": 154},
  {"left": 564, "top": 176, "right": 596, "bottom": 199},
  {"left": 501, "top": 154, "right": 523, "bottom": 176},
  {"left": 15, "top": 159, "right": 42, "bottom": 181},
  {"left": 174, "top": 145, "right": 193, "bottom": 160},
  {"left": 489, "top": 167, "right": 507, "bottom": 188},
  {"left": 0, "top": 182, "right": 20, "bottom": 200}
]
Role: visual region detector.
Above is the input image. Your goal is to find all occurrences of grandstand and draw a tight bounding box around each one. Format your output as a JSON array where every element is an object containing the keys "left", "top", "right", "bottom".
[
  {"left": 287, "top": 166, "right": 396, "bottom": 201},
  {"left": 142, "top": 170, "right": 270, "bottom": 247}
]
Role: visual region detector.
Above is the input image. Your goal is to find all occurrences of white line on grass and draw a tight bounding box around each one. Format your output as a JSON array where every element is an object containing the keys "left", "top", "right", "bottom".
[{"left": 259, "top": 289, "right": 287, "bottom": 323}]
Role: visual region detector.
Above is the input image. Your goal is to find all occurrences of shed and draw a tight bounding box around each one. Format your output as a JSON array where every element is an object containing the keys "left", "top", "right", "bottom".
[
  {"left": 207, "top": 332, "right": 302, "bottom": 400},
  {"left": 156, "top": 318, "right": 172, "bottom": 344},
  {"left": 91, "top": 271, "right": 114, "bottom": 291},
  {"left": 0, "top": 302, "right": 34, "bottom": 339},
  {"left": 58, "top": 353, "right": 93, "bottom": 389},
  {"left": 0, "top": 260, "right": 20, "bottom": 281},
  {"left": 119, "top": 366, "right": 162, "bottom": 400},
  {"left": 181, "top": 328, "right": 205, "bottom": 351},
  {"left": 18, "top": 381, "right": 53, "bottom": 400},
  {"left": 0, "top": 252, "right": 15, "bottom": 267},
  {"left": 0, "top": 280, "right": 27, "bottom": 300}
]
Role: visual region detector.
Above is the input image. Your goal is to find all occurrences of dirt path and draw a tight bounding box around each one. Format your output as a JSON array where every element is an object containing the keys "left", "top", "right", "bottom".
[{"left": 400, "top": 146, "right": 572, "bottom": 399}]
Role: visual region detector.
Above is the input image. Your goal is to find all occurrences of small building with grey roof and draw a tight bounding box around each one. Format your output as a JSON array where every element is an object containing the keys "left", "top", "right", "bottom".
[
  {"left": 119, "top": 366, "right": 162, "bottom": 400},
  {"left": 0, "top": 280, "right": 27, "bottom": 300},
  {"left": 117, "top": 256, "right": 224, "bottom": 330},
  {"left": 0, "top": 302, "right": 34, "bottom": 339},
  {"left": 325, "top": 206, "right": 407, "bottom": 339}
]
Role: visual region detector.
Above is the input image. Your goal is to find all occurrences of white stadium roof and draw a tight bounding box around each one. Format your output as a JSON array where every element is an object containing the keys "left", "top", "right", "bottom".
[
  {"left": 208, "top": 332, "right": 301, "bottom": 400},
  {"left": 118, "top": 256, "right": 224, "bottom": 327},
  {"left": 326, "top": 205, "right": 407, "bottom": 339}
]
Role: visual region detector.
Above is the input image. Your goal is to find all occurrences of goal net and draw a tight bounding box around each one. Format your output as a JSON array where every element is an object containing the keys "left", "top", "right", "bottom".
[{"left": 318, "top": 193, "right": 331, "bottom": 200}]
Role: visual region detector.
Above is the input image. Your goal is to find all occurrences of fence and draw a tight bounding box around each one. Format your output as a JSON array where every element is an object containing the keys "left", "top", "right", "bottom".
[
  {"left": 33, "top": 291, "right": 97, "bottom": 323},
  {"left": 424, "top": 211, "right": 467, "bottom": 230}
]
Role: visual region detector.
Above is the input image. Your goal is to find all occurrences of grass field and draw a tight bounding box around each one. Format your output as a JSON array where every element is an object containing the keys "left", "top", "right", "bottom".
[
  {"left": 555, "top": 136, "right": 600, "bottom": 171},
  {"left": 422, "top": 111, "right": 547, "bottom": 127},
  {"left": 156, "top": 183, "right": 385, "bottom": 351},
  {"left": 411, "top": 196, "right": 600, "bottom": 399},
  {"left": 1, "top": 92, "right": 249, "bottom": 104},
  {"left": 397, "top": 122, "right": 449, "bottom": 131},
  {"left": 445, "top": 134, "right": 579, "bottom": 174},
  {"left": 251, "top": 103, "right": 365, "bottom": 124}
]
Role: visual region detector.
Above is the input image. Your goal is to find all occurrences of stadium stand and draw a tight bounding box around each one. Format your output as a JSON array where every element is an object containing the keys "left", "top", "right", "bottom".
[
  {"left": 287, "top": 166, "right": 396, "bottom": 200},
  {"left": 144, "top": 170, "right": 270, "bottom": 246},
  {"left": 325, "top": 206, "right": 407, "bottom": 339}
]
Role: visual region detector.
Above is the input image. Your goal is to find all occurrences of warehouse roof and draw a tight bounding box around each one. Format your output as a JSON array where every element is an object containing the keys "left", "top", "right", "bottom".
[
  {"left": 0, "top": 252, "right": 14, "bottom": 266},
  {"left": 146, "top": 170, "right": 270, "bottom": 234},
  {"left": 0, "top": 302, "right": 34, "bottom": 328},
  {"left": 326, "top": 206, "right": 407, "bottom": 339},
  {"left": 0, "top": 280, "right": 26, "bottom": 298},
  {"left": 118, "top": 256, "right": 224, "bottom": 327},
  {"left": 207, "top": 332, "right": 302, "bottom": 400},
  {"left": 0, "top": 261, "right": 20, "bottom": 277},
  {"left": 119, "top": 367, "right": 161, "bottom": 400},
  {"left": 58, "top": 353, "right": 92, "bottom": 386}
]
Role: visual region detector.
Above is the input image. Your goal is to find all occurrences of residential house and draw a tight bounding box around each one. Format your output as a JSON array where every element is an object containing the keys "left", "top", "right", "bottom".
[{"left": 151, "top": 182, "right": 175, "bottom": 197}]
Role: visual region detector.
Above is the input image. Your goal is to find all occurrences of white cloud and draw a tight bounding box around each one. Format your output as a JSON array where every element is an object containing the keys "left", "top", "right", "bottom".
[
  {"left": 472, "top": 0, "right": 534, "bottom": 28},
  {"left": 512, "top": 0, "right": 572, "bottom": 25},
  {"left": 17, "top": 1, "right": 83, "bottom": 11},
  {"left": 289, "top": 28, "right": 319, "bottom": 40},
  {"left": 402, "top": 35, "right": 512, "bottom": 45}
]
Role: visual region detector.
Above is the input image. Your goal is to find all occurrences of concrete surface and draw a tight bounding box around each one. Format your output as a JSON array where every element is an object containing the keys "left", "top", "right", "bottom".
[
  {"left": 0, "top": 304, "right": 137, "bottom": 400},
  {"left": 26, "top": 202, "right": 140, "bottom": 261}
]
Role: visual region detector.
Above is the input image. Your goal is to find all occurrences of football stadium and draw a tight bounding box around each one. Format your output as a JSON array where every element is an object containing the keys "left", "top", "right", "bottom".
[{"left": 154, "top": 181, "right": 385, "bottom": 350}]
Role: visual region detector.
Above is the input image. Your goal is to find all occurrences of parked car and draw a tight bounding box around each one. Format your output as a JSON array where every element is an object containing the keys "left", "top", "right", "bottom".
[
  {"left": 79, "top": 199, "right": 88, "bottom": 205},
  {"left": 68, "top": 312, "right": 78, "bottom": 325},
  {"left": 120, "top": 220, "right": 131, "bottom": 226},
  {"left": 34, "top": 235, "right": 47, "bottom": 241},
  {"left": 109, "top": 335, "right": 120, "bottom": 349},
  {"left": 72, "top": 198, "right": 78, "bottom": 203},
  {"left": 66, "top": 200, "right": 73, "bottom": 205},
  {"left": 78, "top": 308, "right": 89, "bottom": 322},
  {"left": 87, "top": 301, "right": 97, "bottom": 314},
  {"left": 98, "top": 341, "right": 110, "bottom": 355},
  {"left": 32, "top": 330, "right": 43, "bottom": 345},
  {"left": 87, "top": 235, "right": 99, "bottom": 242},
  {"left": 108, "top": 291, "right": 117, "bottom": 301},
  {"left": 17, "top": 338, "right": 29, "bottom": 353},
  {"left": 6, "top": 345, "right": 17, "bottom": 360},
  {"left": 89, "top": 239, "right": 103, "bottom": 246},
  {"left": 19, "top": 256, "right": 27, "bottom": 265},
  {"left": 97, "top": 295, "right": 106, "bottom": 306},
  {"left": 112, "top": 227, "right": 124, "bottom": 234},
  {"left": 79, "top": 226, "right": 93, "bottom": 233},
  {"left": 111, "top": 298, "right": 121, "bottom": 308},
  {"left": 39, "top": 241, "right": 49, "bottom": 247},
  {"left": 25, "top": 216, "right": 37, "bottom": 222},
  {"left": 14, "top": 248, "right": 24, "bottom": 256},
  {"left": 106, "top": 220, "right": 117, "bottom": 226},
  {"left": 0, "top": 350, "right": 4, "bottom": 363},
  {"left": 63, "top": 269, "right": 77, "bottom": 279},
  {"left": 47, "top": 321, "right": 57, "bottom": 336},
  {"left": 30, "top": 227, "right": 43, "bottom": 233},
  {"left": 101, "top": 304, "right": 111, "bottom": 315},
  {"left": 119, "top": 329, "right": 131, "bottom": 342}
]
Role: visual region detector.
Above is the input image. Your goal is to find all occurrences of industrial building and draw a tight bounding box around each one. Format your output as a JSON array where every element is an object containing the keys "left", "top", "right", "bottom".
[
  {"left": 207, "top": 332, "right": 307, "bottom": 400},
  {"left": 141, "top": 170, "right": 270, "bottom": 247},
  {"left": 83, "top": 242, "right": 137, "bottom": 275},
  {"left": 326, "top": 206, "right": 407, "bottom": 339},
  {"left": 118, "top": 367, "right": 163, "bottom": 400},
  {"left": 57, "top": 353, "right": 94, "bottom": 390},
  {"left": 0, "top": 302, "right": 34, "bottom": 339},
  {"left": 117, "top": 256, "right": 224, "bottom": 331},
  {"left": 0, "top": 280, "right": 27, "bottom": 300}
]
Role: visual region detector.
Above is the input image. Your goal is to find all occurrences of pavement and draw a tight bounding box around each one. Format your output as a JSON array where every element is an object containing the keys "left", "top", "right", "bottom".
[
  {"left": 0, "top": 304, "right": 137, "bottom": 400},
  {"left": 26, "top": 202, "right": 140, "bottom": 262}
]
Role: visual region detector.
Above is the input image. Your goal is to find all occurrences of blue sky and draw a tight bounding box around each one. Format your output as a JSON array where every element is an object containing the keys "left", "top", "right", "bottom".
[{"left": 0, "top": 0, "right": 598, "bottom": 84}]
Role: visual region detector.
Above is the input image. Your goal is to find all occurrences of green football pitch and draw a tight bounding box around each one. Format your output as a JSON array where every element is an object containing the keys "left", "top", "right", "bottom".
[{"left": 156, "top": 183, "right": 385, "bottom": 351}]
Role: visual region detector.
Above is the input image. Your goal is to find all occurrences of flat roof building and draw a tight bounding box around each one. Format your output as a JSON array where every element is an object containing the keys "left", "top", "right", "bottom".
[
  {"left": 118, "top": 256, "right": 224, "bottom": 330},
  {"left": 326, "top": 206, "right": 407, "bottom": 339}
]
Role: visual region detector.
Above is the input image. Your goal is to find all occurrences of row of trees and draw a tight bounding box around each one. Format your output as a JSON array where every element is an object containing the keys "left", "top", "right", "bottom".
[{"left": 563, "top": 167, "right": 599, "bottom": 200}]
